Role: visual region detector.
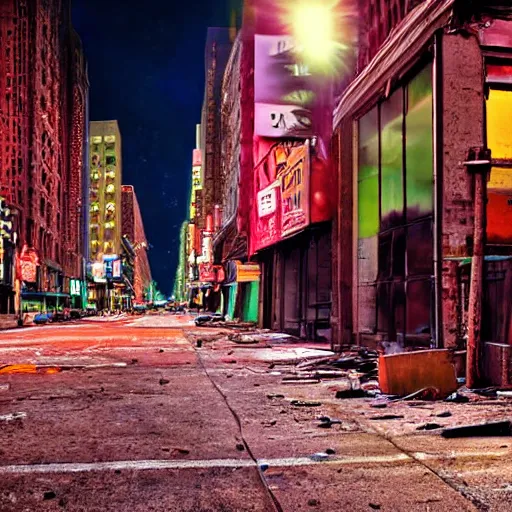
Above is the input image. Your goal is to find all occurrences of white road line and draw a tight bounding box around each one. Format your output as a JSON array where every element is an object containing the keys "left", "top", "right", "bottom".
[
  {"left": 0, "top": 453, "right": 411, "bottom": 475},
  {"left": 413, "top": 450, "right": 510, "bottom": 461}
]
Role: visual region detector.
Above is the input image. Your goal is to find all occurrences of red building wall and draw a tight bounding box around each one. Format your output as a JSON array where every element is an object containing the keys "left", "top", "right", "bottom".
[
  {"left": 121, "top": 186, "right": 152, "bottom": 302},
  {"left": 0, "top": 0, "right": 86, "bottom": 291}
]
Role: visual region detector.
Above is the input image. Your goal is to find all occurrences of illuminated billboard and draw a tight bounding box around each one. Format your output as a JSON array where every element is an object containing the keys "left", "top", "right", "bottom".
[
  {"left": 252, "top": 141, "right": 311, "bottom": 253},
  {"left": 254, "top": 35, "right": 314, "bottom": 138}
]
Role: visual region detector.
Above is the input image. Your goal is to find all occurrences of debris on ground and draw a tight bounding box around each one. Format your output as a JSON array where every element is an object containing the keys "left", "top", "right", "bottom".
[
  {"left": 0, "top": 412, "right": 26, "bottom": 422},
  {"left": 228, "top": 331, "right": 295, "bottom": 345},
  {"left": 194, "top": 314, "right": 225, "bottom": 326},
  {"left": 0, "top": 383, "right": 10, "bottom": 392},
  {"left": 442, "top": 420, "right": 512, "bottom": 438},
  {"left": 159, "top": 378, "right": 170, "bottom": 385},
  {"left": 317, "top": 416, "right": 342, "bottom": 428},
  {"left": 379, "top": 349, "right": 457, "bottom": 399},
  {"left": 0, "top": 364, "right": 61, "bottom": 375},
  {"left": 369, "top": 414, "right": 405, "bottom": 421},
  {"left": 416, "top": 423, "right": 443, "bottom": 431},
  {"left": 291, "top": 400, "right": 322, "bottom": 407}
]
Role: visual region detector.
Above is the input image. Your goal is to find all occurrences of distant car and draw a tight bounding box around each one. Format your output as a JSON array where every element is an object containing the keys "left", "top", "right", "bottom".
[{"left": 34, "top": 313, "right": 50, "bottom": 325}]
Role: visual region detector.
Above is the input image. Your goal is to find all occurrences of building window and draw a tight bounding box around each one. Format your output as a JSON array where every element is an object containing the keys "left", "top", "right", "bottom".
[
  {"left": 485, "top": 67, "right": 512, "bottom": 246},
  {"left": 357, "top": 62, "right": 433, "bottom": 343}
]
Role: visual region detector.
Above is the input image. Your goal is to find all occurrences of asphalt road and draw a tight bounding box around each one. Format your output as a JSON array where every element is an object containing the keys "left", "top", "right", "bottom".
[{"left": 0, "top": 314, "right": 511, "bottom": 511}]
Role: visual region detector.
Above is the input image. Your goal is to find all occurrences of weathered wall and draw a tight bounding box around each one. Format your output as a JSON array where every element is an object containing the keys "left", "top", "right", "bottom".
[{"left": 440, "top": 33, "right": 484, "bottom": 348}]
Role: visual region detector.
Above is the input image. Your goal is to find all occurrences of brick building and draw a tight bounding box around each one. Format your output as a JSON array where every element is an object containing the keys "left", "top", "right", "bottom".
[
  {"left": 331, "top": 0, "right": 512, "bottom": 386},
  {"left": 121, "top": 185, "right": 152, "bottom": 303},
  {"left": 0, "top": 0, "right": 89, "bottom": 320}
]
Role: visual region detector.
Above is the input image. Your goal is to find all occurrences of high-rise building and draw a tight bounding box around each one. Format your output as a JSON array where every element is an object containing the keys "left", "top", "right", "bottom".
[
  {"left": 121, "top": 185, "right": 152, "bottom": 303},
  {"left": 0, "top": 0, "right": 89, "bottom": 321},
  {"left": 88, "top": 121, "right": 122, "bottom": 310},
  {"left": 89, "top": 121, "right": 122, "bottom": 262}
]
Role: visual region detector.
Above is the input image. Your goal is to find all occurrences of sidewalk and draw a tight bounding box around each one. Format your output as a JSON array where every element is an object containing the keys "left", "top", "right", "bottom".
[{"left": 189, "top": 327, "right": 512, "bottom": 511}]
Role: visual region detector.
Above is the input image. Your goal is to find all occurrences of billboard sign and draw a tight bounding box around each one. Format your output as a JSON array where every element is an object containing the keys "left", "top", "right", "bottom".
[
  {"left": 113, "top": 259, "right": 122, "bottom": 279},
  {"left": 252, "top": 142, "right": 310, "bottom": 252},
  {"left": 254, "top": 35, "right": 314, "bottom": 138},
  {"left": 236, "top": 262, "right": 261, "bottom": 283},
  {"left": 17, "top": 244, "right": 39, "bottom": 283},
  {"left": 199, "top": 263, "right": 216, "bottom": 283},
  {"left": 70, "top": 279, "right": 81, "bottom": 296},
  {"left": 280, "top": 143, "right": 310, "bottom": 237}
]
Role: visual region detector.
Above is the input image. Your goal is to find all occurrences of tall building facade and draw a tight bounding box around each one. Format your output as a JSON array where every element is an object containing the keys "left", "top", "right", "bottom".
[
  {"left": 89, "top": 121, "right": 122, "bottom": 262},
  {"left": 331, "top": 0, "right": 512, "bottom": 386},
  {"left": 121, "top": 185, "right": 152, "bottom": 303},
  {"left": 0, "top": 0, "right": 89, "bottom": 321},
  {"left": 88, "top": 121, "right": 122, "bottom": 309}
]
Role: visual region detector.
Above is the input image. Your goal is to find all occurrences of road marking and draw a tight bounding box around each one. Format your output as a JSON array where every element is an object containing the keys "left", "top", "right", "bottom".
[
  {"left": 413, "top": 450, "right": 510, "bottom": 461},
  {"left": 0, "top": 453, "right": 411, "bottom": 475}
]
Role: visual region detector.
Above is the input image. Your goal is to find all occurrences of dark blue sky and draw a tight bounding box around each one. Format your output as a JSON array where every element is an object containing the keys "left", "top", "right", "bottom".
[{"left": 72, "top": 1, "right": 234, "bottom": 295}]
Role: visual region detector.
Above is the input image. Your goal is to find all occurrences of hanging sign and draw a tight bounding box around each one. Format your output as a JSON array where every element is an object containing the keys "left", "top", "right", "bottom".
[{"left": 17, "top": 244, "right": 39, "bottom": 283}]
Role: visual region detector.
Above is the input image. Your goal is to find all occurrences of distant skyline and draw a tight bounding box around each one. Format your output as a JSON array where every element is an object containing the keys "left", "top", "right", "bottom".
[{"left": 72, "top": 1, "right": 235, "bottom": 294}]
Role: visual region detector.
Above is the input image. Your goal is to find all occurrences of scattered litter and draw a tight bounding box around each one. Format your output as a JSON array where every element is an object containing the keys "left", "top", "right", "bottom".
[
  {"left": 317, "top": 416, "right": 342, "bottom": 428},
  {"left": 267, "top": 394, "right": 285, "bottom": 400},
  {"left": 442, "top": 420, "right": 512, "bottom": 438},
  {"left": 159, "top": 378, "right": 170, "bottom": 385},
  {"left": 283, "top": 378, "right": 320, "bottom": 385},
  {"left": 159, "top": 349, "right": 164, "bottom": 353},
  {"left": 310, "top": 452, "right": 329, "bottom": 461},
  {"left": 497, "top": 391, "right": 512, "bottom": 399},
  {"left": 291, "top": 400, "right": 321, "bottom": 407},
  {"left": 173, "top": 448, "right": 190, "bottom": 455},
  {"left": 370, "top": 400, "right": 388, "bottom": 409},
  {"left": 335, "top": 389, "right": 366, "bottom": 399},
  {"left": 43, "top": 491, "right": 56, "bottom": 501},
  {"left": 369, "top": 504, "right": 381, "bottom": 510},
  {"left": 195, "top": 314, "right": 225, "bottom": 327},
  {"left": 369, "top": 414, "right": 404, "bottom": 421},
  {"left": 0, "top": 412, "right": 26, "bottom": 422},
  {"left": 436, "top": 411, "right": 452, "bottom": 418},
  {"left": 445, "top": 392, "right": 470, "bottom": 403},
  {"left": 236, "top": 443, "right": 245, "bottom": 451},
  {"left": 325, "top": 448, "right": 336, "bottom": 455},
  {"left": 0, "top": 383, "right": 10, "bottom": 392},
  {"left": 260, "top": 463, "right": 269, "bottom": 472},
  {"left": 0, "top": 364, "right": 61, "bottom": 375},
  {"left": 131, "top": 359, "right": 138, "bottom": 364},
  {"left": 379, "top": 349, "right": 457, "bottom": 398},
  {"left": 416, "top": 423, "right": 443, "bottom": 431},
  {"left": 308, "top": 498, "right": 319, "bottom": 507}
]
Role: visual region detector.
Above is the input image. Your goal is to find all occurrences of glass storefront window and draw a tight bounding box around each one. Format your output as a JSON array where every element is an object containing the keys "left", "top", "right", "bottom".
[{"left": 357, "top": 63, "right": 434, "bottom": 342}]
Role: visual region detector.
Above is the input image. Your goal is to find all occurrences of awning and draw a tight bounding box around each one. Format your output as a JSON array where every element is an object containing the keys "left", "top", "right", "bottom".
[
  {"left": 333, "top": 0, "right": 455, "bottom": 127},
  {"left": 22, "top": 292, "right": 70, "bottom": 299}
]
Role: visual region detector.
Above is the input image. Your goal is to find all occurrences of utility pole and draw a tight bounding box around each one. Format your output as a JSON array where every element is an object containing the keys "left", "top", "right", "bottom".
[{"left": 465, "top": 147, "right": 491, "bottom": 389}]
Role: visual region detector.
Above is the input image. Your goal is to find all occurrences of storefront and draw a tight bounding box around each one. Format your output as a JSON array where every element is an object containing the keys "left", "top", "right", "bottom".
[
  {"left": 258, "top": 223, "right": 331, "bottom": 339},
  {"left": 330, "top": 0, "right": 512, "bottom": 381}
]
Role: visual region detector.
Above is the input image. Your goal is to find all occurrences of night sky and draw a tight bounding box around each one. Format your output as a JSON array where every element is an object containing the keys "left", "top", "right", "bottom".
[{"left": 72, "top": 1, "right": 234, "bottom": 295}]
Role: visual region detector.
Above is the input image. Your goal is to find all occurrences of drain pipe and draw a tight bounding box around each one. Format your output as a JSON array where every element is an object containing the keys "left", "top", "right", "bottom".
[{"left": 464, "top": 146, "right": 491, "bottom": 389}]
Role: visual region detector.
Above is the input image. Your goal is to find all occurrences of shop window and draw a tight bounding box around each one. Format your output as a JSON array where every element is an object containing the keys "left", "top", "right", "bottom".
[
  {"left": 380, "top": 87, "right": 404, "bottom": 230},
  {"left": 358, "top": 107, "right": 379, "bottom": 239},
  {"left": 406, "top": 64, "right": 434, "bottom": 221},
  {"left": 486, "top": 85, "right": 512, "bottom": 245},
  {"left": 358, "top": 62, "right": 434, "bottom": 342}
]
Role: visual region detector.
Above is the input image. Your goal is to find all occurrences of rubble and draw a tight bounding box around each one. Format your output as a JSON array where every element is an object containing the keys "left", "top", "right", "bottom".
[{"left": 442, "top": 420, "right": 512, "bottom": 438}]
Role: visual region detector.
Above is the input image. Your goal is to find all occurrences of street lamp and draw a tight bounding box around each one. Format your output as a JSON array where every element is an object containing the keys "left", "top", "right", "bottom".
[{"left": 285, "top": 0, "right": 356, "bottom": 75}]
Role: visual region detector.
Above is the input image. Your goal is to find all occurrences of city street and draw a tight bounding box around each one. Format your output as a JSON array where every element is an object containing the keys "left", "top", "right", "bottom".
[{"left": 0, "top": 315, "right": 511, "bottom": 511}]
